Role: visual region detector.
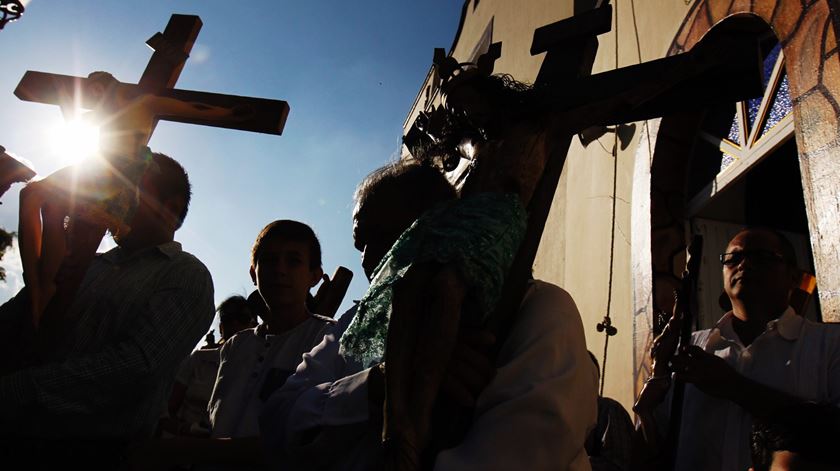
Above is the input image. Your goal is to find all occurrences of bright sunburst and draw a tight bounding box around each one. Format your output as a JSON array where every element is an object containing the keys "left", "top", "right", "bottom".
[{"left": 49, "top": 118, "right": 101, "bottom": 166}]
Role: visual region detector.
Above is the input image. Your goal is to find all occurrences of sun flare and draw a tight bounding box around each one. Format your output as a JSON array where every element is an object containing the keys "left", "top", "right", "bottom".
[{"left": 49, "top": 119, "right": 101, "bottom": 167}]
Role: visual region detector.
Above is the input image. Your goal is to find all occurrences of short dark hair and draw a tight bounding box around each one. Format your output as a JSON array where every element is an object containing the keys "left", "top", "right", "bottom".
[
  {"left": 147, "top": 152, "right": 192, "bottom": 228},
  {"left": 354, "top": 160, "right": 457, "bottom": 219},
  {"left": 251, "top": 220, "right": 322, "bottom": 270},
  {"left": 217, "top": 295, "right": 255, "bottom": 325}
]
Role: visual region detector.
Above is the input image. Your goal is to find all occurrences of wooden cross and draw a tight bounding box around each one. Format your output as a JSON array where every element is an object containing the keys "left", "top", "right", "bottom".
[
  {"left": 485, "top": 6, "right": 763, "bottom": 340},
  {"left": 14, "top": 14, "right": 289, "bottom": 157},
  {"left": 398, "top": 4, "right": 766, "bottom": 467}
]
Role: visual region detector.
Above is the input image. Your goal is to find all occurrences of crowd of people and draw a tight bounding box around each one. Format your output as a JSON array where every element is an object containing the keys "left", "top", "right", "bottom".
[{"left": 0, "top": 72, "right": 838, "bottom": 471}]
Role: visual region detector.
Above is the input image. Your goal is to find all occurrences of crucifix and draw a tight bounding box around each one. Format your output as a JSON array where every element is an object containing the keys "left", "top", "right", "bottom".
[
  {"left": 14, "top": 12, "right": 290, "bottom": 279},
  {"left": 9, "top": 14, "right": 293, "bottom": 354},
  {"left": 15, "top": 14, "right": 290, "bottom": 160},
  {"left": 385, "top": 3, "right": 765, "bottom": 469}
]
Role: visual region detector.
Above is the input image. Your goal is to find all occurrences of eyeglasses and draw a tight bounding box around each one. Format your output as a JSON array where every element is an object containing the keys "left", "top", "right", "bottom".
[{"left": 719, "top": 249, "right": 785, "bottom": 267}]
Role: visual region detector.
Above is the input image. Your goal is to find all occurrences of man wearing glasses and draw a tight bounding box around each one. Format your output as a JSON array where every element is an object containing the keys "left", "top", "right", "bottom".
[{"left": 637, "top": 227, "right": 840, "bottom": 470}]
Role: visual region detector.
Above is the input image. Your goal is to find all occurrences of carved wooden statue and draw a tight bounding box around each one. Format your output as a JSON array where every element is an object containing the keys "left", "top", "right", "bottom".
[
  {"left": 380, "top": 4, "right": 767, "bottom": 469},
  {"left": 12, "top": 14, "right": 290, "bottom": 341}
]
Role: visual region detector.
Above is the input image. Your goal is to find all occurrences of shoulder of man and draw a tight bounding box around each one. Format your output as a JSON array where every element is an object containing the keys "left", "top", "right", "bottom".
[
  {"left": 167, "top": 245, "right": 212, "bottom": 274},
  {"left": 221, "top": 327, "right": 259, "bottom": 354},
  {"left": 507, "top": 279, "right": 587, "bottom": 348},
  {"left": 154, "top": 244, "right": 215, "bottom": 291},
  {"left": 521, "top": 279, "right": 578, "bottom": 313}
]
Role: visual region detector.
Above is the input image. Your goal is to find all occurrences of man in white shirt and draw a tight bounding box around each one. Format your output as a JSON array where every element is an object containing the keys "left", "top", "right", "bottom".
[
  {"left": 637, "top": 228, "right": 840, "bottom": 470},
  {"left": 261, "top": 162, "right": 597, "bottom": 470}
]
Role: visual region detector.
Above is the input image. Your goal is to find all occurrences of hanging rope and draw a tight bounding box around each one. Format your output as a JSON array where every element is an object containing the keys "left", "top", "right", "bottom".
[
  {"left": 629, "top": 0, "right": 654, "bottom": 166},
  {"left": 595, "top": 0, "right": 620, "bottom": 397}
]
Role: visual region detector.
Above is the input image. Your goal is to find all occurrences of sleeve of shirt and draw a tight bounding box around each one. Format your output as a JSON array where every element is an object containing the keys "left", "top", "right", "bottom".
[
  {"left": 175, "top": 351, "right": 197, "bottom": 385},
  {"left": 0, "top": 255, "right": 215, "bottom": 418},
  {"left": 590, "top": 398, "right": 635, "bottom": 471},
  {"left": 434, "top": 282, "right": 599, "bottom": 471},
  {"left": 260, "top": 306, "right": 372, "bottom": 465},
  {"left": 207, "top": 335, "right": 237, "bottom": 431}
]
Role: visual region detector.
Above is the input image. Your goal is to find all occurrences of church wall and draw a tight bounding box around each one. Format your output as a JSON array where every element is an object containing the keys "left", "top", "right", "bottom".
[
  {"left": 555, "top": 0, "right": 694, "bottom": 410},
  {"left": 403, "top": 0, "right": 695, "bottom": 412}
]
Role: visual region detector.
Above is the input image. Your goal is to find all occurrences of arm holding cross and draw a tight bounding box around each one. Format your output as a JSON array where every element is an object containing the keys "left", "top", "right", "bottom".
[
  {"left": 18, "top": 177, "right": 68, "bottom": 326},
  {"left": 17, "top": 166, "right": 109, "bottom": 331}
]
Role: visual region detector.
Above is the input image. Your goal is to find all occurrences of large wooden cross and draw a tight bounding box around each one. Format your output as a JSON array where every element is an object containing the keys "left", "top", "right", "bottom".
[
  {"left": 14, "top": 14, "right": 289, "bottom": 157},
  {"left": 395, "top": 4, "right": 766, "bottom": 469}
]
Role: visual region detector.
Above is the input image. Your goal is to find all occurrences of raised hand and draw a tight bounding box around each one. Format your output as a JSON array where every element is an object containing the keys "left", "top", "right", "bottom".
[
  {"left": 634, "top": 292, "right": 685, "bottom": 415},
  {"left": 633, "top": 292, "right": 687, "bottom": 448},
  {"left": 671, "top": 345, "right": 740, "bottom": 399}
]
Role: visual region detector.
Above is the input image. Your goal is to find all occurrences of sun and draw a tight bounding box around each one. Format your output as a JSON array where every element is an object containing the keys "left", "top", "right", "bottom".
[{"left": 49, "top": 118, "right": 101, "bottom": 167}]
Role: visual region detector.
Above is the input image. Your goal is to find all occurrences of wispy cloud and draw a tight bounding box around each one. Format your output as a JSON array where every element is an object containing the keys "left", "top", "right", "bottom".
[{"left": 190, "top": 44, "right": 211, "bottom": 64}]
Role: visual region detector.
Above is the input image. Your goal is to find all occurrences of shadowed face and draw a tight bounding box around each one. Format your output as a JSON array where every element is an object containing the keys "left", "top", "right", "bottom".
[
  {"left": 113, "top": 171, "right": 183, "bottom": 250},
  {"left": 352, "top": 195, "right": 418, "bottom": 281},
  {"left": 250, "top": 238, "right": 322, "bottom": 313},
  {"left": 722, "top": 229, "right": 796, "bottom": 308}
]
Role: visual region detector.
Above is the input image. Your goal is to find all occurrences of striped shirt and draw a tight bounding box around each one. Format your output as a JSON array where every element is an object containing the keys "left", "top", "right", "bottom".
[{"left": 0, "top": 241, "right": 215, "bottom": 439}]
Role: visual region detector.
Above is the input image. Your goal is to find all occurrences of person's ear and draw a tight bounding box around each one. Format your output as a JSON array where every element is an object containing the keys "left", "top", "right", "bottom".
[
  {"left": 249, "top": 265, "right": 257, "bottom": 286},
  {"left": 310, "top": 267, "right": 324, "bottom": 288}
]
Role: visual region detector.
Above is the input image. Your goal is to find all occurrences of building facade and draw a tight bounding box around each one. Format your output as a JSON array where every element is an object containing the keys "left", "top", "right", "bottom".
[{"left": 403, "top": 0, "right": 840, "bottom": 410}]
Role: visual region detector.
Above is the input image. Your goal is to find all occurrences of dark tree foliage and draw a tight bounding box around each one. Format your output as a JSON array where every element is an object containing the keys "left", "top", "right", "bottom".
[{"left": 0, "top": 227, "right": 14, "bottom": 281}]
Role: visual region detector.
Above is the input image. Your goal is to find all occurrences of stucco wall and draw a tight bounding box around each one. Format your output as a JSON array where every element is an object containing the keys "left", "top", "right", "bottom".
[{"left": 534, "top": 0, "right": 694, "bottom": 413}]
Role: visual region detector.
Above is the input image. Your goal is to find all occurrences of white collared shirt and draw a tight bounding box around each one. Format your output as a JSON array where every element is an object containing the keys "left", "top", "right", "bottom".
[
  {"left": 672, "top": 307, "right": 840, "bottom": 471},
  {"left": 208, "top": 316, "right": 328, "bottom": 438}
]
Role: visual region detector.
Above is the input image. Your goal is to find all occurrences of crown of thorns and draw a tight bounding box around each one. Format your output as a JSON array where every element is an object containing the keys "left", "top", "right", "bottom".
[{"left": 432, "top": 42, "right": 502, "bottom": 97}]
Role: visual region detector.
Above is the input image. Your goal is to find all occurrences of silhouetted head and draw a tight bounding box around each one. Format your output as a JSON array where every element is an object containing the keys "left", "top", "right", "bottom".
[
  {"left": 217, "top": 295, "right": 257, "bottom": 341},
  {"left": 114, "top": 152, "right": 191, "bottom": 250},
  {"left": 405, "top": 74, "right": 534, "bottom": 172},
  {"left": 250, "top": 220, "right": 323, "bottom": 314},
  {"left": 352, "top": 161, "right": 457, "bottom": 280}
]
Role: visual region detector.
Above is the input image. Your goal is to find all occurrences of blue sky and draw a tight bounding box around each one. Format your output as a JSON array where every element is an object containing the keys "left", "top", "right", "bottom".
[{"left": 0, "top": 1, "right": 463, "bottom": 332}]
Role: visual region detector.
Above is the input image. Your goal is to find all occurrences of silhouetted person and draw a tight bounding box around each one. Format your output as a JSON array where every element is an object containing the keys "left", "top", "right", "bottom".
[
  {"left": 261, "top": 161, "right": 597, "bottom": 470},
  {"left": 0, "top": 153, "right": 214, "bottom": 467},
  {"left": 585, "top": 351, "right": 634, "bottom": 471},
  {"left": 162, "top": 295, "right": 257, "bottom": 437}
]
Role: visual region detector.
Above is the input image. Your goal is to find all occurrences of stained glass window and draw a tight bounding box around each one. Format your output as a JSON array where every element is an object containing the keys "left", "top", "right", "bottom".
[
  {"left": 760, "top": 72, "right": 792, "bottom": 137},
  {"left": 719, "top": 41, "right": 792, "bottom": 173}
]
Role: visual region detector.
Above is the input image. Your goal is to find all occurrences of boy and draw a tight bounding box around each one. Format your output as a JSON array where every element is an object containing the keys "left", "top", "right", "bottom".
[
  {"left": 162, "top": 295, "right": 257, "bottom": 437},
  {"left": 208, "top": 220, "right": 331, "bottom": 439}
]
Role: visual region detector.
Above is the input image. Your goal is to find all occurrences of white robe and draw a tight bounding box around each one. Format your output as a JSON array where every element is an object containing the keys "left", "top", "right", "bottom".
[{"left": 261, "top": 280, "right": 598, "bottom": 470}]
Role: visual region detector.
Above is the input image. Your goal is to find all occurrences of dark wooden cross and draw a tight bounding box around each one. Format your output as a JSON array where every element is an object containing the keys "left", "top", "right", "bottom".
[
  {"left": 14, "top": 14, "right": 289, "bottom": 157},
  {"left": 406, "top": 4, "right": 763, "bottom": 342},
  {"left": 486, "top": 6, "right": 762, "bottom": 339},
  {"left": 400, "top": 4, "right": 766, "bottom": 468}
]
